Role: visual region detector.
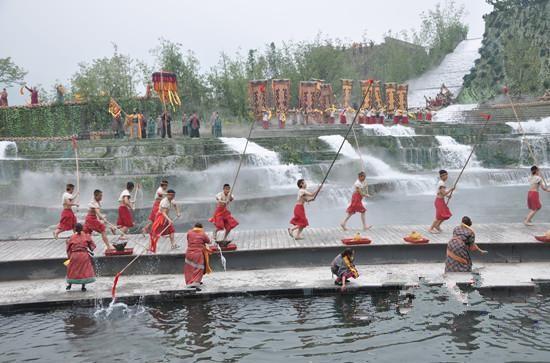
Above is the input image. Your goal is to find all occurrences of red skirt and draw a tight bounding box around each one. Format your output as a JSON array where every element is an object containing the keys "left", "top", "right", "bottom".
[
  {"left": 290, "top": 204, "right": 309, "bottom": 228},
  {"left": 528, "top": 190, "right": 542, "bottom": 211},
  {"left": 184, "top": 248, "right": 205, "bottom": 285},
  {"left": 57, "top": 209, "right": 76, "bottom": 232},
  {"left": 346, "top": 192, "right": 366, "bottom": 214},
  {"left": 117, "top": 205, "right": 134, "bottom": 227},
  {"left": 435, "top": 197, "right": 452, "bottom": 221},
  {"left": 84, "top": 214, "right": 105, "bottom": 233},
  {"left": 149, "top": 213, "right": 175, "bottom": 253},
  {"left": 148, "top": 200, "right": 161, "bottom": 222},
  {"left": 339, "top": 115, "right": 347, "bottom": 124},
  {"left": 66, "top": 250, "right": 96, "bottom": 284},
  {"left": 209, "top": 205, "right": 239, "bottom": 233}
]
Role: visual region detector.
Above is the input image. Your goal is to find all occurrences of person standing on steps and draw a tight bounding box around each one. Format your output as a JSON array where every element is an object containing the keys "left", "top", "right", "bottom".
[
  {"left": 54, "top": 183, "right": 79, "bottom": 239},
  {"left": 182, "top": 112, "right": 188, "bottom": 136},
  {"left": 288, "top": 179, "right": 319, "bottom": 240},
  {"left": 341, "top": 171, "right": 371, "bottom": 231},
  {"left": 189, "top": 112, "right": 201, "bottom": 138},
  {"left": 161, "top": 111, "right": 172, "bottom": 138},
  {"left": 429, "top": 170, "right": 454, "bottom": 234},
  {"left": 65, "top": 223, "right": 96, "bottom": 292},
  {"left": 524, "top": 165, "right": 549, "bottom": 226}
]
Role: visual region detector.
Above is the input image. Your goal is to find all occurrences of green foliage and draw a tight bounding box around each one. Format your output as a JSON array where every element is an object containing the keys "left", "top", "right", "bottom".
[
  {"left": 0, "top": 57, "right": 27, "bottom": 87},
  {"left": 71, "top": 45, "right": 144, "bottom": 100}
]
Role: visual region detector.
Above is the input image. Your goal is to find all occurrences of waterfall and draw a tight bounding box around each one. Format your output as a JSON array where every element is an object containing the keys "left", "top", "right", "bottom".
[
  {"left": 0, "top": 141, "right": 17, "bottom": 159},
  {"left": 318, "top": 135, "right": 360, "bottom": 159},
  {"left": 506, "top": 116, "right": 550, "bottom": 134},
  {"left": 219, "top": 137, "right": 280, "bottom": 166},
  {"left": 360, "top": 124, "right": 416, "bottom": 136},
  {"left": 435, "top": 136, "right": 480, "bottom": 169},
  {"left": 407, "top": 38, "right": 482, "bottom": 108},
  {"left": 432, "top": 104, "right": 479, "bottom": 123},
  {"left": 518, "top": 135, "right": 549, "bottom": 167}
]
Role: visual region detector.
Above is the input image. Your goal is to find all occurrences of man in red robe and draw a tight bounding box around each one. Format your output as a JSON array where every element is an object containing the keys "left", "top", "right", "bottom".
[
  {"left": 25, "top": 85, "right": 39, "bottom": 105},
  {"left": 65, "top": 223, "right": 96, "bottom": 291},
  {"left": 117, "top": 182, "right": 135, "bottom": 236},
  {"left": 149, "top": 189, "right": 181, "bottom": 253},
  {"left": 54, "top": 183, "right": 78, "bottom": 239},
  {"left": 208, "top": 184, "right": 239, "bottom": 246},
  {"left": 184, "top": 222, "right": 212, "bottom": 290}
]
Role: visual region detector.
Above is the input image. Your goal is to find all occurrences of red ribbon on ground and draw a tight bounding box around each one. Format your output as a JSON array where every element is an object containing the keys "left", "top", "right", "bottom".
[
  {"left": 111, "top": 272, "right": 121, "bottom": 299},
  {"left": 479, "top": 113, "right": 492, "bottom": 121}
]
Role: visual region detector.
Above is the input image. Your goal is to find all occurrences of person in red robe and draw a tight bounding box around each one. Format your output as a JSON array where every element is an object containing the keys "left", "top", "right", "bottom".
[
  {"left": 54, "top": 183, "right": 78, "bottom": 239},
  {"left": 83, "top": 189, "right": 113, "bottom": 250},
  {"left": 288, "top": 179, "right": 319, "bottom": 240},
  {"left": 149, "top": 189, "right": 181, "bottom": 253},
  {"left": 341, "top": 172, "right": 371, "bottom": 231},
  {"left": 339, "top": 109, "right": 347, "bottom": 124},
  {"left": 429, "top": 170, "right": 454, "bottom": 234},
  {"left": 24, "top": 85, "right": 39, "bottom": 105},
  {"left": 142, "top": 180, "right": 168, "bottom": 234},
  {"left": 209, "top": 184, "right": 239, "bottom": 246},
  {"left": 184, "top": 223, "right": 212, "bottom": 290},
  {"left": 117, "top": 182, "right": 135, "bottom": 236},
  {"left": 65, "top": 223, "right": 96, "bottom": 291},
  {"left": 524, "top": 165, "right": 550, "bottom": 225}
]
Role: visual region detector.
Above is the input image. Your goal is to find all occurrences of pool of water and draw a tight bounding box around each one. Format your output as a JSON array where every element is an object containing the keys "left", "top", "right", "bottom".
[{"left": 2, "top": 286, "right": 550, "bottom": 362}]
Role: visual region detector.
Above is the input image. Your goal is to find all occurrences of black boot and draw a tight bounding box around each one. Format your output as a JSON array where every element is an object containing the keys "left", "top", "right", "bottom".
[
  {"left": 66, "top": 284, "right": 72, "bottom": 291},
  {"left": 81, "top": 284, "right": 87, "bottom": 292}
]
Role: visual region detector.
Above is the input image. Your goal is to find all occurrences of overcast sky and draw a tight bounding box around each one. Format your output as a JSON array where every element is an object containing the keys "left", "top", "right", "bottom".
[{"left": 0, "top": 0, "right": 492, "bottom": 105}]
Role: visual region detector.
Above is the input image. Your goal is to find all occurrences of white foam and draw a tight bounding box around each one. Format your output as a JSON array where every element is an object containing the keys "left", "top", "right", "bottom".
[
  {"left": 0, "top": 141, "right": 17, "bottom": 159},
  {"left": 360, "top": 124, "right": 416, "bottom": 136},
  {"left": 432, "top": 104, "right": 479, "bottom": 123},
  {"left": 506, "top": 117, "right": 550, "bottom": 134},
  {"left": 219, "top": 137, "right": 279, "bottom": 166},
  {"left": 318, "top": 135, "right": 360, "bottom": 159},
  {"left": 435, "top": 135, "right": 480, "bottom": 169}
]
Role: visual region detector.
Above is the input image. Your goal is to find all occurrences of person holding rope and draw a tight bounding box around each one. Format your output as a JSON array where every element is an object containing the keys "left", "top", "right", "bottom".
[
  {"left": 142, "top": 180, "right": 169, "bottom": 234},
  {"left": 429, "top": 170, "right": 454, "bottom": 234},
  {"left": 288, "top": 179, "right": 319, "bottom": 240},
  {"left": 524, "top": 166, "right": 550, "bottom": 226},
  {"left": 83, "top": 189, "right": 114, "bottom": 251},
  {"left": 341, "top": 171, "right": 371, "bottom": 231},
  {"left": 184, "top": 222, "right": 212, "bottom": 290},
  {"left": 65, "top": 223, "right": 96, "bottom": 292},
  {"left": 209, "top": 183, "right": 239, "bottom": 246},
  {"left": 53, "top": 183, "right": 79, "bottom": 239},
  {"left": 117, "top": 182, "right": 135, "bottom": 236},
  {"left": 149, "top": 189, "right": 181, "bottom": 252}
]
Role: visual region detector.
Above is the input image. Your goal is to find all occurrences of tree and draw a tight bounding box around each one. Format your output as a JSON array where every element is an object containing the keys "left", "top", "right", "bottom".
[
  {"left": 70, "top": 45, "right": 143, "bottom": 100},
  {"left": 0, "top": 57, "right": 27, "bottom": 86}
]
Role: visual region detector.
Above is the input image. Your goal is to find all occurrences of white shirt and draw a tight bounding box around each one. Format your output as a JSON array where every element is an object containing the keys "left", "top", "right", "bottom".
[
  {"left": 529, "top": 175, "right": 542, "bottom": 187},
  {"left": 154, "top": 186, "right": 167, "bottom": 200},
  {"left": 437, "top": 180, "right": 447, "bottom": 196},
  {"left": 62, "top": 192, "right": 75, "bottom": 206},
  {"left": 118, "top": 189, "right": 131, "bottom": 202},
  {"left": 159, "top": 197, "right": 176, "bottom": 216},
  {"left": 354, "top": 179, "right": 368, "bottom": 195},
  {"left": 88, "top": 199, "right": 101, "bottom": 210},
  {"left": 216, "top": 192, "right": 233, "bottom": 204}
]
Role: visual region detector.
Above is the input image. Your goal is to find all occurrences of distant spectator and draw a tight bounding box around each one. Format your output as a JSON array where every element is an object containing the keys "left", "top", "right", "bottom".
[
  {"left": 24, "top": 85, "right": 39, "bottom": 105},
  {"left": 156, "top": 115, "right": 162, "bottom": 136},
  {"left": 56, "top": 84, "right": 65, "bottom": 104},
  {"left": 147, "top": 116, "right": 157, "bottom": 138},
  {"left": 182, "top": 113, "right": 188, "bottom": 136},
  {"left": 111, "top": 115, "right": 124, "bottom": 139},
  {"left": 189, "top": 112, "right": 201, "bottom": 138},
  {"left": 212, "top": 111, "right": 222, "bottom": 137},
  {"left": 0, "top": 88, "right": 8, "bottom": 107},
  {"left": 210, "top": 111, "right": 216, "bottom": 136},
  {"left": 161, "top": 111, "right": 172, "bottom": 138}
]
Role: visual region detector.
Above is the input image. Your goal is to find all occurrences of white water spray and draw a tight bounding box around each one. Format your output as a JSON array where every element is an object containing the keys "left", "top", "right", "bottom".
[
  {"left": 432, "top": 104, "right": 479, "bottom": 123},
  {"left": 0, "top": 141, "right": 17, "bottom": 159},
  {"left": 435, "top": 136, "right": 480, "bottom": 170},
  {"left": 360, "top": 124, "right": 416, "bottom": 137},
  {"left": 506, "top": 117, "right": 550, "bottom": 134},
  {"left": 219, "top": 137, "right": 279, "bottom": 166}
]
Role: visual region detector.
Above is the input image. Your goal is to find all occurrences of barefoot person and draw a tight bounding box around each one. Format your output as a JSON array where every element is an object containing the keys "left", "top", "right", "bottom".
[
  {"left": 209, "top": 184, "right": 239, "bottom": 246},
  {"left": 149, "top": 189, "right": 181, "bottom": 253},
  {"left": 524, "top": 166, "right": 549, "bottom": 226},
  {"left": 142, "top": 180, "right": 169, "bottom": 234},
  {"left": 288, "top": 179, "right": 319, "bottom": 240},
  {"left": 65, "top": 223, "right": 96, "bottom": 291},
  {"left": 445, "top": 216, "right": 488, "bottom": 273},
  {"left": 341, "top": 172, "right": 371, "bottom": 231},
  {"left": 331, "top": 248, "right": 359, "bottom": 291},
  {"left": 117, "top": 182, "right": 135, "bottom": 236},
  {"left": 429, "top": 170, "right": 454, "bottom": 234},
  {"left": 184, "top": 222, "right": 212, "bottom": 290},
  {"left": 54, "top": 183, "right": 79, "bottom": 239},
  {"left": 83, "top": 189, "right": 113, "bottom": 250}
]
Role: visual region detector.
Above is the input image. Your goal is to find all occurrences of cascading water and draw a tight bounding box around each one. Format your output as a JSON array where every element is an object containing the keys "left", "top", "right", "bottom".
[
  {"left": 506, "top": 117, "right": 550, "bottom": 134},
  {"left": 360, "top": 124, "right": 416, "bottom": 136},
  {"left": 219, "top": 137, "right": 280, "bottom": 166},
  {"left": 432, "top": 104, "right": 479, "bottom": 123},
  {"left": 435, "top": 136, "right": 480, "bottom": 170},
  {"left": 0, "top": 141, "right": 17, "bottom": 159}
]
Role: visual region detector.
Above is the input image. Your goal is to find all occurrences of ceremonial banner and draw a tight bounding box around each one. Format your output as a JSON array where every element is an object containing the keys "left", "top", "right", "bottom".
[
  {"left": 299, "top": 81, "right": 319, "bottom": 112},
  {"left": 271, "top": 79, "right": 291, "bottom": 114},
  {"left": 152, "top": 71, "right": 181, "bottom": 110},
  {"left": 385, "top": 82, "right": 397, "bottom": 114},
  {"left": 108, "top": 98, "right": 122, "bottom": 118},
  {"left": 360, "top": 80, "right": 374, "bottom": 110},
  {"left": 248, "top": 80, "right": 269, "bottom": 118},
  {"left": 396, "top": 83, "right": 409, "bottom": 111},
  {"left": 373, "top": 81, "right": 384, "bottom": 111},
  {"left": 341, "top": 79, "right": 353, "bottom": 109},
  {"left": 319, "top": 83, "right": 335, "bottom": 111}
]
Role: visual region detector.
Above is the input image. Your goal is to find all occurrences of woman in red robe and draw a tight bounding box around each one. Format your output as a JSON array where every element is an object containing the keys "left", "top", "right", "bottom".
[
  {"left": 184, "top": 223, "right": 212, "bottom": 289},
  {"left": 66, "top": 223, "right": 96, "bottom": 291}
]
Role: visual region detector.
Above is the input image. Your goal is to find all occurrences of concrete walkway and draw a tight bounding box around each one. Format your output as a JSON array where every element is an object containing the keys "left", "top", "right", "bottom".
[{"left": 1, "top": 262, "right": 550, "bottom": 312}]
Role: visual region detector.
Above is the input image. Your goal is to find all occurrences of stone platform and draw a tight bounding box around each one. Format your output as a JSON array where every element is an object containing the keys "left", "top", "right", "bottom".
[{"left": 1, "top": 223, "right": 550, "bottom": 281}]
